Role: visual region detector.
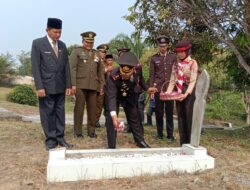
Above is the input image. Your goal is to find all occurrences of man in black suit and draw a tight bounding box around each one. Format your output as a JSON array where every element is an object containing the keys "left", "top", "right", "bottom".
[{"left": 31, "top": 18, "right": 73, "bottom": 150}]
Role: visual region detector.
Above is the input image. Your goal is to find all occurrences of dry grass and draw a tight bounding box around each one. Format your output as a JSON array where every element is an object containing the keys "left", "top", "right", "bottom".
[{"left": 0, "top": 120, "right": 249, "bottom": 190}]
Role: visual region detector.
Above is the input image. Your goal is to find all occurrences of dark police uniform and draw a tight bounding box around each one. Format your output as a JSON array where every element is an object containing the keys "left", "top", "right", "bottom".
[
  {"left": 104, "top": 52, "right": 150, "bottom": 148},
  {"left": 149, "top": 36, "right": 176, "bottom": 140}
]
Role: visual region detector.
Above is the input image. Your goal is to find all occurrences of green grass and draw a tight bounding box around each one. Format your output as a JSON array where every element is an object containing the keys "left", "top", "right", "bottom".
[
  {"left": 200, "top": 125, "right": 250, "bottom": 150},
  {"left": 205, "top": 90, "right": 246, "bottom": 126}
]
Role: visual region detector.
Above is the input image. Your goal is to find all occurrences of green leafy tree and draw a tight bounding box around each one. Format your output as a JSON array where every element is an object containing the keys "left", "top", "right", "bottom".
[
  {"left": 125, "top": 0, "right": 250, "bottom": 74},
  {"left": 17, "top": 51, "right": 32, "bottom": 76},
  {"left": 0, "top": 53, "right": 16, "bottom": 75},
  {"left": 108, "top": 33, "right": 148, "bottom": 59}
]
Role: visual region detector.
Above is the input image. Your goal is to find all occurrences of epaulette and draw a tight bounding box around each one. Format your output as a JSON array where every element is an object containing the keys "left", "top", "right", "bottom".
[{"left": 152, "top": 53, "right": 160, "bottom": 57}]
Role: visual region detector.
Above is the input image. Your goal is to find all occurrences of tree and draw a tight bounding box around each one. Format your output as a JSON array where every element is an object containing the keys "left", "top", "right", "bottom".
[
  {"left": 125, "top": 0, "right": 250, "bottom": 74},
  {"left": 17, "top": 51, "right": 32, "bottom": 76},
  {"left": 0, "top": 53, "right": 16, "bottom": 75},
  {"left": 108, "top": 33, "right": 148, "bottom": 59}
]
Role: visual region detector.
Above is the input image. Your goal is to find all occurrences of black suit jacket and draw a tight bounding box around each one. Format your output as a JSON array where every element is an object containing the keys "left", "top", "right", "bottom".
[{"left": 31, "top": 36, "right": 71, "bottom": 94}]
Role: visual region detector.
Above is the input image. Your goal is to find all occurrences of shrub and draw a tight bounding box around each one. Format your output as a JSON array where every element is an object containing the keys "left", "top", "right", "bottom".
[
  {"left": 7, "top": 85, "right": 38, "bottom": 106},
  {"left": 205, "top": 90, "right": 245, "bottom": 122}
]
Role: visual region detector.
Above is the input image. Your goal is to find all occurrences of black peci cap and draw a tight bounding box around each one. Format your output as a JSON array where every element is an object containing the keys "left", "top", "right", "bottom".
[
  {"left": 105, "top": 54, "right": 113, "bottom": 59},
  {"left": 47, "top": 18, "right": 62, "bottom": 29}
]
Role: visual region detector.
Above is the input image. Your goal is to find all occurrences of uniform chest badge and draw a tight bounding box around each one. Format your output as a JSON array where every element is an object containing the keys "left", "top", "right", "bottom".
[{"left": 94, "top": 55, "right": 99, "bottom": 62}]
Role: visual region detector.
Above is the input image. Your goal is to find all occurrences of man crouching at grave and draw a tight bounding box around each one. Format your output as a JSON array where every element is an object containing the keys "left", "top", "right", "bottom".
[{"left": 104, "top": 52, "right": 150, "bottom": 148}]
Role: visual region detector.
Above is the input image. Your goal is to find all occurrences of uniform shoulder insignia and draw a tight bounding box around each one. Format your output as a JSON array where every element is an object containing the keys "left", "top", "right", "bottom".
[{"left": 152, "top": 53, "right": 159, "bottom": 57}]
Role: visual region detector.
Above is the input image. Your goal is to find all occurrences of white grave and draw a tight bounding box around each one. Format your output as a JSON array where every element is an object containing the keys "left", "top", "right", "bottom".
[
  {"left": 47, "top": 145, "right": 214, "bottom": 182},
  {"left": 47, "top": 70, "right": 214, "bottom": 182}
]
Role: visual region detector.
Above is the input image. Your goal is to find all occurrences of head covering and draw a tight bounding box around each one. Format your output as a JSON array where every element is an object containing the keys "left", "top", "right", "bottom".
[
  {"left": 105, "top": 54, "right": 113, "bottom": 59},
  {"left": 117, "top": 47, "right": 130, "bottom": 53},
  {"left": 47, "top": 18, "right": 62, "bottom": 29},
  {"left": 81, "top": 31, "right": 96, "bottom": 42},
  {"left": 175, "top": 40, "right": 192, "bottom": 52},
  {"left": 118, "top": 52, "right": 138, "bottom": 67},
  {"left": 156, "top": 35, "right": 169, "bottom": 46},
  {"left": 97, "top": 44, "right": 109, "bottom": 51}
]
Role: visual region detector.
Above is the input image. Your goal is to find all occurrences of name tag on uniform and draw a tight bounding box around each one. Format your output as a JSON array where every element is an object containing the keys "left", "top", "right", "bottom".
[
  {"left": 44, "top": 51, "right": 52, "bottom": 54},
  {"left": 155, "top": 60, "right": 160, "bottom": 64}
]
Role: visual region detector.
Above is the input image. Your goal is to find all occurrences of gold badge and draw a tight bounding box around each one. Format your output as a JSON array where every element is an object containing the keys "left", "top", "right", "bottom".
[{"left": 89, "top": 33, "right": 93, "bottom": 38}]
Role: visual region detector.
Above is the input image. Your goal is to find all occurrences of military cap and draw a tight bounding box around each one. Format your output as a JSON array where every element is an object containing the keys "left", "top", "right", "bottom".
[
  {"left": 105, "top": 54, "right": 113, "bottom": 59},
  {"left": 156, "top": 35, "right": 169, "bottom": 45},
  {"left": 117, "top": 47, "right": 130, "bottom": 53},
  {"left": 81, "top": 31, "right": 96, "bottom": 42},
  {"left": 97, "top": 44, "right": 109, "bottom": 51},
  {"left": 47, "top": 18, "right": 62, "bottom": 29},
  {"left": 118, "top": 52, "right": 138, "bottom": 67},
  {"left": 175, "top": 40, "right": 192, "bottom": 52}
]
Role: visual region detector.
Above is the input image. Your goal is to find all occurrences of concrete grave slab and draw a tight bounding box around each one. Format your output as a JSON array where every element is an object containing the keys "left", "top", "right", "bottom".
[{"left": 47, "top": 145, "right": 214, "bottom": 182}]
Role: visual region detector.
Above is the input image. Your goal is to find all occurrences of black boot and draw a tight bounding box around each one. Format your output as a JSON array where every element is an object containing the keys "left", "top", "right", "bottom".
[{"left": 136, "top": 141, "right": 151, "bottom": 148}]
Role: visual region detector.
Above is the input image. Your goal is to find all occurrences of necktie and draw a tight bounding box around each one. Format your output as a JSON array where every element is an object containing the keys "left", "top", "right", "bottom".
[{"left": 52, "top": 41, "right": 58, "bottom": 57}]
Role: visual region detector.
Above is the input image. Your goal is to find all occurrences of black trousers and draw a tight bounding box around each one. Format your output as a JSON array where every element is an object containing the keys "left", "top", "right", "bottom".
[
  {"left": 104, "top": 95, "right": 144, "bottom": 148},
  {"left": 154, "top": 92, "right": 174, "bottom": 138},
  {"left": 39, "top": 93, "right": 65, "bottom": 147},
  {"left": 127, "top": 93, "right": 144, "bottom": 134},
  {"left": 176, "top": 90, "right": 196, "bottom": 145}
]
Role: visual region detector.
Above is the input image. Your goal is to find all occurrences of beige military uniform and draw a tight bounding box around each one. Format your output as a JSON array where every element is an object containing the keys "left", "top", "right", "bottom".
[{"left": 70, "top": 47, "right": 104, "bottom": 136}]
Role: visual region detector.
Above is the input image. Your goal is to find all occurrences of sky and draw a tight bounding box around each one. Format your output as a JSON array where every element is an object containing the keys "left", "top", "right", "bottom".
[{"left": 0, "top": 0, "right": 135, "bottom": 59}]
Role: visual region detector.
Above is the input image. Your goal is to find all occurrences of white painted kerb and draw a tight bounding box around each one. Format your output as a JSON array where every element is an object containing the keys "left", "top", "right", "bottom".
[{"left": 47, "top": 145, "right": 214, "bottom": 182}]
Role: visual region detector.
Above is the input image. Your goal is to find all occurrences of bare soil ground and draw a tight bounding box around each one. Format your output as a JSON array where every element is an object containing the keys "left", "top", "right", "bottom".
[{"left": 0, "top": 120, "right": 249, "bottom": 190}]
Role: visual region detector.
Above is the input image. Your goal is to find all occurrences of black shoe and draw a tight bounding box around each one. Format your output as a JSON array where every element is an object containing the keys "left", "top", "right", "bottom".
[
  {"left": 155, "top": 134, "right": 163, "bottom": 139},
  {"left": 95, "top": 122, "right": 101, "bottom": 128},
  {"left": 74, "top": 134, "right": 83, "bottom": 139},
  {"left": 45, "top": 142, "right": 58, "bottom": 151},
  {"left": 166, "top": 136, "right": 175, "bottom": 143},
  {"left": 136, "top": 141, "right": 151, "bottom": 148},
  {"left": 88, "top": 133, "right": 97, "bottom": 138},
  {"left": 46, "top": 145, "right": 56, "bottom": 151},
  {"left": 58, "top": 140, "right": 73, "bottom": 148}
]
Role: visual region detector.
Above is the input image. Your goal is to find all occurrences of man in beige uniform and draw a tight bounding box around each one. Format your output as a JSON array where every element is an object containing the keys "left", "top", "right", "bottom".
[
  {"left": 70, "top": 31, "right": 104, "bottom": 138},
  {"left": 95, "top": 44, "right": 109, "bottom": 128}
]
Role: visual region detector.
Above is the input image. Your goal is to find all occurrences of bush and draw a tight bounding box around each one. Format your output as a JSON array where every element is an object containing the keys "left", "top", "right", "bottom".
[
  {"left": 7, "top": 85, "right": 38, "bottom": 106},
  {"left": 205, "top": 90, "right": 245, "bottom": 122}
]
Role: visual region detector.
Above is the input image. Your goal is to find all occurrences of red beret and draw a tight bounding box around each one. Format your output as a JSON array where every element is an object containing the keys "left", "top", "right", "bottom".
[{"left": 175, "top": 40, "right": 192, "bottom": 52}]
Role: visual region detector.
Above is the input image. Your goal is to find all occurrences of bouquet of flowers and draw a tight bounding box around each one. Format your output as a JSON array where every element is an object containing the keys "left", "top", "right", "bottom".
[{"left": 116, "top": 121, "right": 125, "bottom": 132}]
